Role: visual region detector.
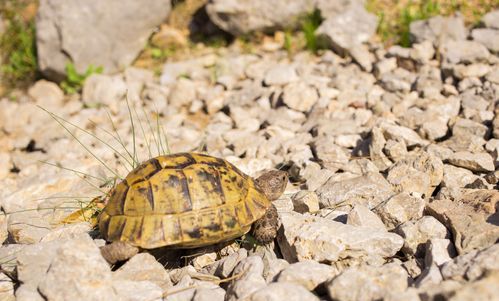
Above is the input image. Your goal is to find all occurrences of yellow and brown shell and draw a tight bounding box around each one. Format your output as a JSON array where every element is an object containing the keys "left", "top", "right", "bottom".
[{"left": 98, "top": 153, "right": 271, "bottom": 249}]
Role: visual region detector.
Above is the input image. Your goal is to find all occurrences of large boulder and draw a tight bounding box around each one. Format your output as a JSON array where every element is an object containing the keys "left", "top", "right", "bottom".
[
  {"left": 205, "top": 0, "right": 315, "bottom": 35},
  {"left": 36, "top": 0, "right": 171, "bottom": 81}
]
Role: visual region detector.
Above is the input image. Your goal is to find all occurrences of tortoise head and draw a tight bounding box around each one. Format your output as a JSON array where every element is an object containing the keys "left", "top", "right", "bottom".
[{"left": 254, "top": 170, "right": 288, "bottom": 201}]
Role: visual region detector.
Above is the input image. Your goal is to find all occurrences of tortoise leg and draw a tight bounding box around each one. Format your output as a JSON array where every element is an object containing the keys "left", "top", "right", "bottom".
[
  {"left": 251, "top": 204, "right": 279, "bottom": 244},
  {"left": 100, "top": 241, "right": 139, "bottom": 264}
]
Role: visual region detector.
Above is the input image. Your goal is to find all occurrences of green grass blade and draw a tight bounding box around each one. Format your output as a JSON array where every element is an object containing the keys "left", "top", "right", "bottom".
[
  {"left": 125, "top": 95, "right": 139, "bottom": 167},
  {"left": 132, "top": 104, "right": 152, "bottom": 160},
  {"left": 38, "top": 106, "right": 122, "bottom": 179}
]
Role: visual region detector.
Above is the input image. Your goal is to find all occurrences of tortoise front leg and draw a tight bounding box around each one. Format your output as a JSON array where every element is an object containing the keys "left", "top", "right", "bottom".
[
  {"left": 251, "top": 204, "right": 279, "bottom": 244},
  {"left": 100, "top": 241, "right": 139, "bottom": 264}
]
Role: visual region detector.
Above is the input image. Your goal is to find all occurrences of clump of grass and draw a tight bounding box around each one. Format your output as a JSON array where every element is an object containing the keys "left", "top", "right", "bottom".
[
  {"left": 0, "top": 1, "right": 38, "bottom": 88},
  {"left": 301, "top": 9, "right": 323, "bottom": 53},
  {"left": 60, "top": 62, "right": 103, "bottom": 94},
  {"left": 398, "top": 0, "right": 441, "bottom": 47}
]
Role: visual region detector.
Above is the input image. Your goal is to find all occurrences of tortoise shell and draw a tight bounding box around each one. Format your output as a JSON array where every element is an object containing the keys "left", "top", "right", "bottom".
[{"left": 98, "top": 153, "right": 271, "bottom": 249}]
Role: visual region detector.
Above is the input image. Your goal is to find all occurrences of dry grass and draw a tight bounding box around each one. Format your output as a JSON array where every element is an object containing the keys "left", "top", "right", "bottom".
[{"left": 367, "top": 0, "right": 499, "bottom": 46}]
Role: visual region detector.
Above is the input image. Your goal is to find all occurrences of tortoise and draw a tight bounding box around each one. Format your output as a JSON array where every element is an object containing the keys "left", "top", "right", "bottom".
[{"left": 99, "top": 152, "right": 288, "bottom": 264}]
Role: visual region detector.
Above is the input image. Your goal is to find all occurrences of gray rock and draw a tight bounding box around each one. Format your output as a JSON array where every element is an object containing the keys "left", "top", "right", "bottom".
[
  {"left": 37, "top": 235, "right": 117, "bottom": 300},
  {"left": 7, "top": 211, "right": 51, "bottom": 244},
  {"left": 0, "top": 272, "right": 14, "bottom": 301},
  {"left": 36, "top": 0, "right": 171, "bottom": 80},
  {"left": 440, "top": 40, "right": 490, "bottom": 64},
  {"left": 380, "top": 68, "right": 416, "bottom": 92},
  {"left": 447, "top": 151, "right": 495, "bottom": 173},
  {"left": 438, "top": 271, "right": 499, "bottom": 301},
  {"left": 249, "top": 282, "right": 319, "bottom": 301},
  {"left": 396, "top": 216, "right": 449, "bottom": 257},
  {"left": 375, "top": 193, "right": 425, "bottom": 230},
  {"left": 386, "top": 164, "right": 431, "bottom": 196},
  {"left": 486, "top": 68, "right": 499, "bottom": 85},
  {"left": 282, "top": 82, "right": 319, "bottom": 112},
  {"left": 424, "top": 238, "right": 457, "bottom": 267},
  {"left": 316, "top": 3, "right": 377, "bottom": 57},
  {"left": 264, "top": 258, "right": 289, "bottom": 283},
  {"left": 374, "top": 57, "right": 397, "bottom": 78},
  {"left": 414, "top": 263, "right": 443, "bottom": 288},
  {"left": 441, "top": 164, "right": 479, "bottom": 191},
  {"left": 441, "top": 243, "right": 499, "bottom": 281},
  {"left": 82, "top": 74, "right": 127, "bottom": 106},
  {"left": 410, "top": 14, "right": 467, "bottom": 44},
  {"left": 206, "top": 0, "right": 315, "bottom": 35},
  {"left": 292, "top": 191, "right": 320, "bottom": 213},
  {"left": 452, "top": 118, "right": 489, "bottom": 138},
  {"left": 202, "top": 248, "right": 248, "bottom": 279},
  {"left": 276, "top": 260, "right": 337, "bottom": 290},
  {"left": 381, "top": 122, "right": 428, "bottom": 148},
  {"left": 226, "top": 256, "right": 266, "bottom": 301},
  {"left": 28, "top": 80, "right": 65, "bottom": 109},
  {"left": 277, "top": 212, "right": 403, "bottom": 265},
  {"left": 192, "top": 286, "right": 225, "bottom": 301},
  {"left": 482, "top": 10, "right": 499, "bottom": 29},
  {"left": 472, "top": 28, "right": 499, "bottom": 52},
  {"left": 263, "top": 65, "right": 299, "bottom": 86},
  {"left": 113, "top": 253, "right": 172, "bottom": 290},
  {"left": 347, "top": 204, "right": 387, "bottom": 230},
  {"left": 316, "top": 172, "right": 395, "bottom": 209},
  {"left": 427, "top": 190, "right": 499, "bottom": 255},
  {"left": 326, "top": 262, "right": 409, "bottom": 301}
]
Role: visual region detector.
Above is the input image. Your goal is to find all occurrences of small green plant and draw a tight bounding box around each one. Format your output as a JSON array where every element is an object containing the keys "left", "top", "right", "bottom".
[
  {"left": 301, "top": 9, "right": 323, "bottom": 53},
  {"left": 0, "top": 5, "right": 38, "bottom": 87},
  {"left": 60, "top": 63, "right": 103, "bottom": 94}
]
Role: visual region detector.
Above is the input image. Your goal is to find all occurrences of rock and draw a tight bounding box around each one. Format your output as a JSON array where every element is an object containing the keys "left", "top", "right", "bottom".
[
  {"left": 447, "top": 151, "right": 495, "bottom": 173},
  {"left": 349, "top": 45, "right": 375, "bottom": 72},
  {"left": 37, "top": 235, "right": 117, "bottom": 300},
  {"left": 277, "top": 212, "right": 403, "bottom": 265},
  {"left": 472, "top": 28, "right": 499, "bottom": 53},
  {"left": 206, "top": 0, "right": 314, "bottom": 35},
  {"left": 112, "top": 280, "right": 163, "bottom": 301},
  {"left": 438, "top": 271, "right": 499, "bottom": 301},
  {"left": 453, "top": 117, "right": 489, "bottom": 138},
  {"left": 441, "top": 164, "right": 478, "bottom": 191},
  {"left": 28, "top": 80, "right": 65, "bottom": 108},
  {"left": 374, "top": 57, "right": 397, "bottom": 78},
  {"left": 226, "top": 256, "right": 266, "bottom": 301},
  {"left": 36, "top": 0, "right": 171, "bottom": 80},
  {"left": 282, "top": 82, "right": 319, "bottom": 112},
  {"left": 375, "top": 193, "right": 425, "bottom": 230},
  {"left": 0, "top": 273, "right": 14, "bottom": 301},
  {"left": 424, "top": 238, "right": 457, "bottom": 267},
  {"left": 347, "top": 204, "right": 387, "bottom": 231},
  {"left": 380, "top": 68, "right": 415, "bottom": 92},
  {"left": 291, "top": 191, "right": 320, "bottom": 213},
  {"left": 380, "top": 122, "right": 427, "bottom": 148},
  {"left": 301, "top": 163, "right": 334, "bottom": 191},
  {"left": 426, "top": 190, "right": 499, "bottom": 255},
  {"left": 396, "top": 216, "right": 449, "bottom": 257},
  {"left": 7, "top": 211, "right": 51, "bottom": 244},
  {"left": 316, "top": 172, "right": 395, "bottom": 209},
  {"left": 440, "top": 40, "right": 490, "bottom": 65},
  {"left": 441, "top": 243, "right": 499, "bottom": 281},
  {"left": 409, "top": 15, "right": 467, "bottom": 44},
  {"left": 82, "top": 73, "right": 127, "bottom": 106},
  {"left": 192, "top": 286, "right": 226, "bottom": 301},
  {"left": 313, "top": 138, "right": 349, "bottom": 172},
  {"left": 316, "top": 3, "right": 378, "bottom": 57},
  {"left": 263, "top": 64, "right": 299, "bottom": 86},
  {"left": 414, "top": 263, "right": 443, "bottom": 288},
  {"left": 249, "top": 282, "right": 319, "bottom": 301},
  {"left": 482, "top": 10, "right": 499, "bottom": 29},
  {"left": 113, "top": 253, "right": 172, "bottom": 290},
  {"left": 325, "top": 262, "right": 409, "bottom": 301},
  {"left": 168, "top": 78, "right": 198, "bottom": 107},
  {"left": 386, "top": 164, "right": 431, "bottom": 196},
  {"left": 276, "top": 260, "right": 337, "bottom": 290}
]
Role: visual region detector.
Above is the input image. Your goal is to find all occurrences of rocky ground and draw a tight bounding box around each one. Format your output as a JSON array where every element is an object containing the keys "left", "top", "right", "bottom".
[{"left": 0, "top": 3, "right": 499, "bottom": 301}]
